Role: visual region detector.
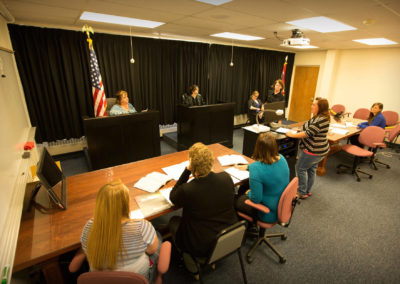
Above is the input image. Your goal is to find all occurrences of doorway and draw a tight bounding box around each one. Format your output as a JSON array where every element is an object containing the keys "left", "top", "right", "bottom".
[{"left": 288, "top": 66, "right": 320, "bottom": 122}]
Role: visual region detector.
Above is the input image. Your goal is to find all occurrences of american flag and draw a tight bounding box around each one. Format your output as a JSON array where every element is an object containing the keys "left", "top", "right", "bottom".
[
  {"left": 89, "top": 43, "right": 107, "bottom": 117},
  {"left": 281, "top": 55, "right": 288, "bottom": 96}
]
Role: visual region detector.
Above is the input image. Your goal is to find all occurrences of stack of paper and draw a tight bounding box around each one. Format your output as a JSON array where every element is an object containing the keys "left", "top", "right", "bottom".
[
  {"left": 159, "top": 187, "right": 173, "bottom": 205},
  {"left": 330, "top": 123, "right": 346, "bottom": 128},
  {"left": 275, "top": 127, "right": 295, "bottom": 134},
  {"left": 133, "top": 172, "right": 172, "bottom": 193},
  {"left": 162, "top": 161, "right": 189, "bottom": 180},
  {"left": 218, "top": 154, "right": 248, "bottom": 166},
  {"left": 242, "top": 124, "right": 270, "bottom": 133},
  {"left": 330, "top": 128, "right": 349, "bottom": 135},
  {"left": 135, "top": 192, "right": 172, "bottom": 218},
  {"left": 224, "top": 167, "right": 249, "bottom": 181}
]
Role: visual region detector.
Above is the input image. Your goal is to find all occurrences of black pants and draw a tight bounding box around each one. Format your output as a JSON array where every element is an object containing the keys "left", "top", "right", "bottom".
[
  {"left": 235, "top": 180, "right": 259, "bottom": 223},
  {"left": 350, "top": 134, "right": 362, "bottom": 147}
]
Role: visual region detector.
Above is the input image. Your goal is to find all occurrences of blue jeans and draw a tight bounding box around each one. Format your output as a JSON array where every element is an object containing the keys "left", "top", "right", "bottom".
[{"left": 296, "top": 150, "right": 325, "bottom": 195}]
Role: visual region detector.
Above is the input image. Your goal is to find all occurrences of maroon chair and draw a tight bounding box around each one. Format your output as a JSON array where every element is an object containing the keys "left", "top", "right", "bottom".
[
  {"left": 382, "top": 111, "right": 399, "bottom": 127},
  {"left": 70, "top": 241, "right": 172, "bottom": 284},
  {"left": 237, "top": 178, "right": 299, "bottom": 264},
  {"left": 373, "top": 124, "right": 400, "bottom": 169},
  {"left": 337, "top": 126, "right": 385, "bottom": 181},
  {"left": 353, "top": 108, "right": 370, "bottom": 120}
]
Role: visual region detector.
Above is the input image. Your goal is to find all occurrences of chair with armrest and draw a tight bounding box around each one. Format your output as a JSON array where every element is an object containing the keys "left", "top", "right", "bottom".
[
  {"left": 353, "top": 108, "right": 370, "bottom": 120},
  {"left": 382, "top": 111, "right": 399, "bottom": 128},
  {"left": 330, "top": 104, "right": 351, "bottom": 118},
  {"left": 182, "top": 220, "right": 248, "bottom": 284},
  {"left": 70, "top": 241, "right": 172, "bottom": 284},
  {"left": 106, "top": 98, "right": 117, "bottom": 115},
  {"left": 371, "top": 124, "right": 400, "bottom": 168},
  {"left": 337, "top": 126, "right": 385, "bottom": 181},
  {"left": 237, "top": 177, "right": 299, "bottom": 264}
]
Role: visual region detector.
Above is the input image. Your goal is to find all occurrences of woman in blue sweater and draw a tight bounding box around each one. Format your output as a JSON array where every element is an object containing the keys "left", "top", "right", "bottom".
[
  {"left": 350, "top": 102, "right": 386, "bottom": 146},
  {"left": 235, "top": 132, "right": 289, "bottom": 223}
]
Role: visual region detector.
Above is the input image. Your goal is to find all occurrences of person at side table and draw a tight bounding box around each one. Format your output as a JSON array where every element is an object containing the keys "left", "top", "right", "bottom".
[
  {"left": 265, "top": 79, "right": 285, "bottom": 103},
  {"left": 168, "top": 143, "right": 237, "bottom": 271},
  {"left": 350, "top": 102, "right": 386, "bottom": 147},
  {"left": 235, "top": 132, "right": 289, "bottom": 223},
  {"left": 248, "top": 90, "right": 264, "bottom": 124},
  {"left": 181, "top": 84, "right": 204, "bottom": 106},
  {"left": 110, "top": 90, "right": 137, "bottom": 115},
  {"left": 80, "top": 180, "right": 161, "bottom": 282},
  {"left": 286, "top": 98, "right": 330, "bottom": 199}
]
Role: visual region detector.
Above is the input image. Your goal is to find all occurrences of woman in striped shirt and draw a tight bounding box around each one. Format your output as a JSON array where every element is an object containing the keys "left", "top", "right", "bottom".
[
  {"left": 80, "top": 180, "right": 161, "bottom": 282},
  {"left": 286, "top": 98, "right": 330, "bottom": 199}
]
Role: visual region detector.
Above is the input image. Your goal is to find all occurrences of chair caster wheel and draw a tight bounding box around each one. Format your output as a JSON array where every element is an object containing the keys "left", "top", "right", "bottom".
[
  {"left": 387, "top": 166, "right": 390, "bottom": 169},
  {"left": 369, "top": 176, "right": 373, "bottom": 179},
  {"left": 279, "top": 257, "right": 286, "bottom": 264},
  {"left": 247, "top": 256, "right": 253, "bottom": 263},
  {"left": 357, "top": 178, "right": 361, "bottom": 182},
  {"left": 281, "top": 235, "right": 287, "bottom": 240},
  {"left": 194, "top": 274, "right": 200, "bottom": 281}
]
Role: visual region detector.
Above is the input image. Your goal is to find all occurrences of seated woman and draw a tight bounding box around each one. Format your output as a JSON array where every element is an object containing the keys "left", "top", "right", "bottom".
[
  {"left": 235, "top": 132, "right": 289, "bottom": 223},
  {"left": 168, "top": 143, "right": 237, "bottom": 260},
  {"left": 248, "top": 90, "right": 264, "bottom": 125},
  {"left": 110, "top": 90, "right": 137, "bottom": 115},
  {"left": 181, "top": 84, "right": 204, "bottom": 106},
  {"left": 265, "top": 79, "right": 285, "bottom": 103},
  {"left": 350, "top": 102, "right": 386, "bottom": 146},
  {"left": 80, "top": 180, "right": 161, "bottom": 282}
]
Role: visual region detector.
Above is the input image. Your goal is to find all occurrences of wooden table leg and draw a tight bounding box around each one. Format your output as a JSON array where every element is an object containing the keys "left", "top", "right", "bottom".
[
  {"left": 41, "top": 257, "right": 64, "bottom": 284},
  {"left": 317, "top": 156, "right": 327, "bottom": 176}
]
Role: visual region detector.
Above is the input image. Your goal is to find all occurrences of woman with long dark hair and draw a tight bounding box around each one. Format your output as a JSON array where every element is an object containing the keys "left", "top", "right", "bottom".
[{"left": 286, "top": 98, "right": 330, "bottom": 199}]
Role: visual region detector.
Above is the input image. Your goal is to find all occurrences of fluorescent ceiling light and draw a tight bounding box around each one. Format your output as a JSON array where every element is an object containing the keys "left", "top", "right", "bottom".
[
  {"left": 287, "top": 16, "right": 356, "bottom": 33},
  {"left": 211, "top": 32, "right": 264, "bottom": 41},
  {"left": 196, "top": 0, "right": 232, "bottom": 5},
  {"left": 353, "top": 38, "right": 398, "bottom": 45},
  {"left": 80, "top": 11, "right": 164, "bottom": 28},
  {"left": 282, "top": 45, "right": 318, "bottom": 49}
]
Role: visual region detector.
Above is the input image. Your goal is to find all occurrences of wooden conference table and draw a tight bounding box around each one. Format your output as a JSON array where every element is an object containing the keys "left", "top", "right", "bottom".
[
  {"left": 13, "top": 143, "right": 252, "bottom": 273},
  {"left": 291, "top": 118, "right": 365, "bottom": 176}
]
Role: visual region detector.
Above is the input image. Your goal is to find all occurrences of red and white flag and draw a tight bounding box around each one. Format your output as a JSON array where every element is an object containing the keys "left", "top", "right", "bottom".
[
  {"left": 281, "top": 55, "right": 288, "bottom": 96},
  {"left": 88, "top": 38, "right": 107, "bottom": 117}
]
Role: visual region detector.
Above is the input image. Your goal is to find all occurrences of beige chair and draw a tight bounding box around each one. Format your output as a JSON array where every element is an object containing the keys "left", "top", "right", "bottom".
[{"left": 106, "top": 97, "right": 117, "bottom": 115}]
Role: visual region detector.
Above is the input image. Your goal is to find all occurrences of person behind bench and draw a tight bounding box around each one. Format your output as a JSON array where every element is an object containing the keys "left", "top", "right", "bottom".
[
  {"left": 110, "top": 90, "right": 137, "bottom": 115},
  {"left": 168, "top": 143, "right": 237, "bottom": 272},
  {"left": 181, "top": 84, "right": 205, "bottom": 106}
]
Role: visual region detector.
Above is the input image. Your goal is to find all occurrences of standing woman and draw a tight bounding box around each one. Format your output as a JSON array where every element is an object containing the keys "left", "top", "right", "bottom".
[
  {"left": 248, "top": 90, "right": 264, "bottom": 124},
  {"left": 350, "top": 102, "right": 386, "bottom": 146},
  {"left": 266, "top": 79, "right": 285, "bottom": 103},
  {"left": 110, "top": 90, "right": 137, "bottom": 115},
  {"left": 286, "top": 98, "right": 330, "bottom": 199},
  {"left": 80, "top": 180, "right": 161, "bottom": 282}
]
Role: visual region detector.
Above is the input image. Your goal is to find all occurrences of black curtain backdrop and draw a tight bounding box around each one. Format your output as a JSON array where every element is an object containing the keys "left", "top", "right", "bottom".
[{"left": 8, "top": 24, "right": 294, "bottom": 143}]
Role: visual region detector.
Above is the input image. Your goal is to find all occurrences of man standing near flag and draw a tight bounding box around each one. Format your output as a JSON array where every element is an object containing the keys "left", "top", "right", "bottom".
[
  {"left": 265, "top": 56, "right": 288, "bottom": 103},
  {"left": 83, "top": 25, "right": 107, "bottom": 117}
]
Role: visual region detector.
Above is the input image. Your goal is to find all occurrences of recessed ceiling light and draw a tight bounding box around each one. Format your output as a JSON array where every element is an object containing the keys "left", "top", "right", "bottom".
[
  {"left": 353, "top": 38, "right": 398, "bottom": 45},
  {"left": 80, "top": 11, "right": 164, "bottom": 28},
  {"left": 211, "top": 32, "right": 264, "bottom": 41},
  {"left": 286, "top": 16, "right": 356, "bottom": 33},
  {"left": 282, "top": 45, "right": 318, "bottom": 49},
  {"left": 196, "top": 0, "right": 232, "bottom": 5}
]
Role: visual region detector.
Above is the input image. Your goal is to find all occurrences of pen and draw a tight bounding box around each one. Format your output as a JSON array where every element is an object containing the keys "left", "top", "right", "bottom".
[{"left": 2, "top": 265, "right": 9, "bottom": 284}]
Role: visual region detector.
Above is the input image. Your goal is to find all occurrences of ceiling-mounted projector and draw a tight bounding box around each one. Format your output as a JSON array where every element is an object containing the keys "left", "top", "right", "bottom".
[{"left": 281, "top": 29, "right": 310, "bottom": 47}]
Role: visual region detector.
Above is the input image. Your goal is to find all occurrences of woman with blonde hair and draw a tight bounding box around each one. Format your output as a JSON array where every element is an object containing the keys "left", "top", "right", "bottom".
[
  {"left": 80, "top": 180, "right": 160, "bottom": 281},
  {"left": 168, "top": 143, "right": 237, "bottom": 259},
  {"left": 110, "top": 90, "right": 137, "bottom": 115}
]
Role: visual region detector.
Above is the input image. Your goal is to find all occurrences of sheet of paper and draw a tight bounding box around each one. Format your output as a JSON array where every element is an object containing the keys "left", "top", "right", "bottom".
[
  {"left": 159, "top": 187, "right": 173, "bottom": 205},
  {"left": 345, "top": 122, "right": 356, "bottom": 127},
  {"left": 331, "top": 128, "right": 349, "bottom": 135},
  {"left": 242, "top": 124, "right": 270, "bottom": 133},
  {"left": 224, "top": 167, "right": 249, "bottom": 181},
  {"left": 129, "top": 209, "right": 145, "bottom": 219},
  {"left": 275, "top": 127, "right": 294, "bottom": 134},
  {"left": 230, "top": 175, "right": 240, "bottom": 184},
  {"left": 162, "top": 160, "right": 189, "bottom": 180},
  {"left": 133, "top": 177, "right": 162, "bottom": 193},
  {"left": 330, "top": 123, "right": 346, "bottom": 128},
  {"left": 217, "top": 154, "right": 248, "bottom": 166},
  {"left": 135, "top": 193, "right": 172, "bottom": 217}
]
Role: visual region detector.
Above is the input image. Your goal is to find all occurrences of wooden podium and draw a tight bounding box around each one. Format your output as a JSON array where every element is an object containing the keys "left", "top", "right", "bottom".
[
  {"left": 84, "top": 111, "right": 161, "bottom": 170},
  {"left": 177, "top": 103, "right": 235, "bottom": 150}
]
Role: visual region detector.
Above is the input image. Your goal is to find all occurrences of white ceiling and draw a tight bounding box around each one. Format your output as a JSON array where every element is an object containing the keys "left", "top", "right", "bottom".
[{"left": 2, "top": 0, "right": 400, "bottom": 51}]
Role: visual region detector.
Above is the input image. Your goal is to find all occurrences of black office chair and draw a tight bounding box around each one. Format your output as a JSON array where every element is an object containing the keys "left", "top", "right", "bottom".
[{"left": 182, "top": 220, "right": 248, "bottom": 284}]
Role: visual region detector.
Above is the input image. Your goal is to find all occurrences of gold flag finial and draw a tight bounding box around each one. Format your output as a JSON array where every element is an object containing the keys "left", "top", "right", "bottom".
[{"left": 82, "top": 24, "right": 94, "bottom": 49}]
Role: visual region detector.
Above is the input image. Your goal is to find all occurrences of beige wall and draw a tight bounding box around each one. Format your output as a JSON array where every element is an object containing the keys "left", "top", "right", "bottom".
[
  {"left": 0, "top": 16, "right": 12, "bottom": 49},
  {"left": 289, "top": 48, "right": 400, "bottom": 117}
]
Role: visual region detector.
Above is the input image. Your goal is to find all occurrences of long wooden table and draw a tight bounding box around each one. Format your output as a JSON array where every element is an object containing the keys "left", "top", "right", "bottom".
[{"left": 13, "top": 143, "right": 252, "bottom": 273}]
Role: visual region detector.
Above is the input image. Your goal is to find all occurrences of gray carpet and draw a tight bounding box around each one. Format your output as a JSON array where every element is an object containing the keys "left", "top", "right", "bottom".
[{"left": 15, "top": 130, "right": 400, "bottom": 283}]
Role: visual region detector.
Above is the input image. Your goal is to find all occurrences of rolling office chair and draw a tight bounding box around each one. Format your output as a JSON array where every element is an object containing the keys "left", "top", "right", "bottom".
[
  {"left": 237, "top": 178, "right": 299, "bottom": 264},
  {"left": 70, "top": 241, "right": 172, "bottom": 284},
  {"left": 353, "top": 108, "right": 370, "bottom": 120},
  {"left": 182, "top": 220, "right": 248, "bottom": 284},
  {"left": 337, "top": 126, "right": 385, "bottom": 181},
  {"left": 382, "top": 111, "right": 399, "bottom": 128},
  {"left": 372, "top": 124, "right": 400, "bottom": 168},
  {"left": 331, "top": 104, "right": 351, "bottom": 118}
]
